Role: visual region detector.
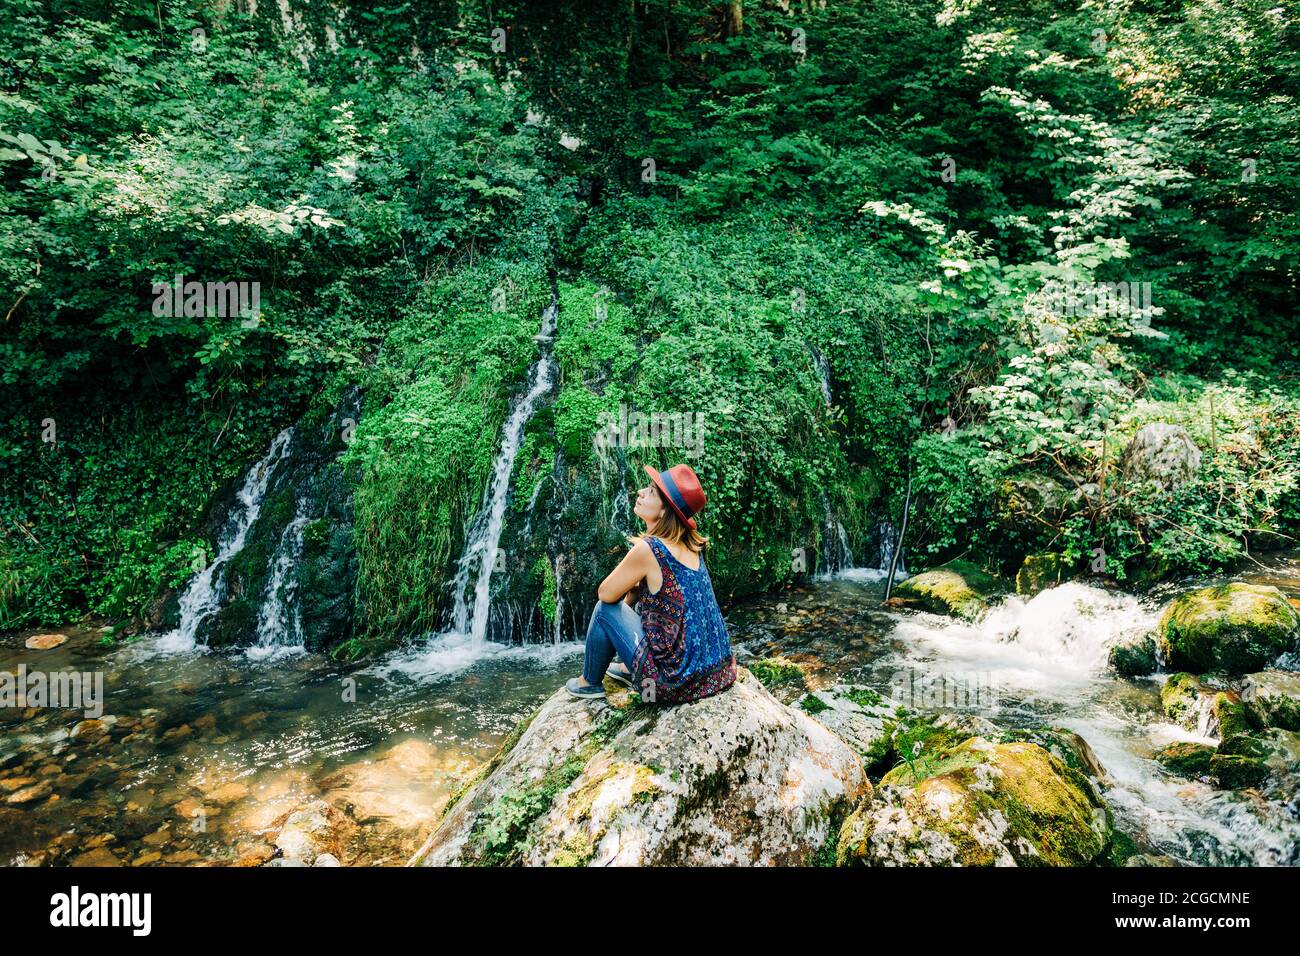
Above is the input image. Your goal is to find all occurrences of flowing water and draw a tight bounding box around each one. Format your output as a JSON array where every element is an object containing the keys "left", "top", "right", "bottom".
[
  {"left": 730, "top": 565, "right": 1300, "bottom": 867},
  {"left": 153, "top": 428, "right": 296, "bottom": 655}
]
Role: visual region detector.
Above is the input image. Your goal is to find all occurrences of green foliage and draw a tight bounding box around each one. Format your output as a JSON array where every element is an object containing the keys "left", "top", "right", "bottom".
[{"left": 3, "top": 0, "right": 1297, "bottom": 638}]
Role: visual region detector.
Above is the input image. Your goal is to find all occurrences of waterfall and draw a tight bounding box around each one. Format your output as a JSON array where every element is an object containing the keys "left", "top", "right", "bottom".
[
  {"left": 448, "top": 299, "right": 560, "bottom": 644},
  {"left": 809, "top": 344, "right": 833, "bottom": 407},
  {"left": 249, "top": 497, "right": 311, "bottom": 656},
  {"left": 154, "top": 427, "right": 295, "bottom": 653},
  {"left": 819, "top": 492, "right": 854, "bottom": 576}
]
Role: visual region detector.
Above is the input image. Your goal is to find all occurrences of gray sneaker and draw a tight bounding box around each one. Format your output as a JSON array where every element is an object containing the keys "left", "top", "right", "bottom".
[
  {"left": 605, "top": 664, "right": 634, "bottom": 688},
  {"left": 565, "top": 677, "right": 606, "bottom": 699}
]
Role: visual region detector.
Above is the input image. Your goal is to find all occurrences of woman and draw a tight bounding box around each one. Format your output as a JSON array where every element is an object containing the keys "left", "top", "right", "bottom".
[{"left": 566, "top": 463, "right": 737, "bottom": 704}]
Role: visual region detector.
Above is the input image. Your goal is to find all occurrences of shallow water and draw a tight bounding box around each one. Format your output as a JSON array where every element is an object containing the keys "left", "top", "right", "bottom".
[{"left": 0, "top": 627, "right": 578, "bottom": 866}]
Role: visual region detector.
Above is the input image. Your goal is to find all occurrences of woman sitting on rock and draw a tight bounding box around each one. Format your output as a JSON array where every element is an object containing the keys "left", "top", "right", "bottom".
[{"left": 566, "top": 463, "right": 736, "bottom": 704}]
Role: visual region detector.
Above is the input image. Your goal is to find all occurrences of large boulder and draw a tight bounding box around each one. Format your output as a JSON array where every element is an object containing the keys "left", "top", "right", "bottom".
[
  {"left": 891, "top": 560, "right": 1002, "bottom": 621},
  {"left": 1157, "top": 584, "right": 1299, "bottom": 674},
  {"left": 835, "top": 736, "right": 1114, "bottom": 866},
  {"left": 1120, "top": 422, "right": 1202, "bottom": 489},
  {"left": 410, "top": 669, "right": 868, "bottom": 866},
  {"left": 798, "top": 684, "right": 899, "bottom": 771}
]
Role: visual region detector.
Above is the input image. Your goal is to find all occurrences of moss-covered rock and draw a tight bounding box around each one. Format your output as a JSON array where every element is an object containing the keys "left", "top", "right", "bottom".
[
  {"left": 1109, "top": 633, "right": 1160, "bottom": 677},
  {"left": 1241, "top": 670, "right": 1300, "bottom": 731},
  {"left": 1156, "top": 584, "right": 1299, "bottom": 674},
  {"left": 1209, "top": 753, "right": 1270, "bottom": 789},
  {"left": 1016, "top": 553, "right": 1066, "bottom": 596},
  {"left": 410, "top": 669, "right": 868, "bottom": 866},
  {"left": 835, "top": 736, "right": 1113, "bottom": 866},
  {"left": 1211, "top": 691, "right": 1251, "bottom": 741},
  {"left": 891, "top": 559, "right": 1002, "bottom": 621},
  {"left": 1160, "top": 673, "right": 1204, "bottom": 730},
  {"left": 1155, "top": 742, "right": 1215, "bottom": 777},
  {"left": 1216, "top": 726, "right": 1300, "bottom": 794}
]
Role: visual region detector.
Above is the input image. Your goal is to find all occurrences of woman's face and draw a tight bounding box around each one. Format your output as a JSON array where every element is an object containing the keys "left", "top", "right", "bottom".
[{"left": 634, "top": 482, "right": 667, "bottom": 527}]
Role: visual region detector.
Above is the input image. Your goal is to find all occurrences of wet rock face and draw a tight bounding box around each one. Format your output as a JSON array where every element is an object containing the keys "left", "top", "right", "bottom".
[
  {"left": 195, "top": 388, "right": 362, "bottom": 652},
  {"left": 1157, "top": 584, "right": 1300, "bottom": 675},
  {"left": 890, "top": 560, "right": 1002, "bottom": 621},
  {"left": 1121, "top": 422, "right": 1202, "bottom": 489},
  {"left": 1241, "top": 670, "right": 1300, "bottom": 731},
  {"left": 1109, "top": 632, "right": 1159, "bottom": 677},
  {"left": 1015, "top": 553, "right": 1065, "bottom": 596},
  {"left": 411, "top": 669, "right": 869, "bottom": 867},
  {"left": 835, "top": 736, "right": 1115, "bottom": 867}
]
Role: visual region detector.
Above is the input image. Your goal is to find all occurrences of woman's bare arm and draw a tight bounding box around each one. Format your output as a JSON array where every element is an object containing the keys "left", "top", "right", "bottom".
[{"left": 597, "top": 539, "right": 654, "bottom": 603}]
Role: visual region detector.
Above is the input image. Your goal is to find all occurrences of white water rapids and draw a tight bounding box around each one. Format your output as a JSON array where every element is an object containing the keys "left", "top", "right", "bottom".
[{"left": 879, "top": 582, "right": 1300, "bottom": 865}]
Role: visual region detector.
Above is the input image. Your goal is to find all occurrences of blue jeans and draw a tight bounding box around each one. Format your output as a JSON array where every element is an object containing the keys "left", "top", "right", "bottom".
[{"left": 582, "top": 599, "right": 643, "bottom": 685}]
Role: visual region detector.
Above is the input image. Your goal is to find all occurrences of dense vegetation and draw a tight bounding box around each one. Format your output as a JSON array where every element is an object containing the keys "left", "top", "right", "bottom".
[{"left": 3, "top": 0, "right": 1297, "bottom": 648}]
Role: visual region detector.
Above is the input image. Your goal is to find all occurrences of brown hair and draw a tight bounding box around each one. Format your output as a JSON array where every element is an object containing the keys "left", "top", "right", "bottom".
[{"left": 631, "top": 486, "right": 709, "bottom": 553}]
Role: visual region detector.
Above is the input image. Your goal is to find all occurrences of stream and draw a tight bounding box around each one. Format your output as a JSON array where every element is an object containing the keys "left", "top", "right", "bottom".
[{"left": 2, "top": 552, "right": 1297, "bottom": 866}]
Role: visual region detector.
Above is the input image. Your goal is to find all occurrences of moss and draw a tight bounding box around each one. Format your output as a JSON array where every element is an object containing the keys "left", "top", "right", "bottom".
[
  {"left": 876, "top": 710, "right": 976, "bottom": 779},
  {"left": 812, "top": 807, "right": 848, "bottom": 868},
  {"left": 550, "top": 832, "right": 595, "bottom": 867},
  {"left": 1212, "top": 692, "right": 1251, "bottom": 740},
  {"left": 1209, "top": 753, "right": 1270, "bottom": 789},
  {"left": 1016, "top": 553, "right": 1065, "bottom": 596},
  {"left": 1105, "top": 829, "right": 1142, "bottom": 867},
  {"left": 1155, "top": 741, "right": 1215, "bottom": 777},
  {"left": 746, "top": 657, "right": 806, "bottom": 691},
  {"left": 800, "top": 694, "right": 830, "bottom": 716},
  {"left": 844, "top": 687, "right": 883, "bottom": 708},
  {"left": 1160, "top": 673, "right": 1202, "bottom": 727},
  {"left": 1157, "top": 584, "right": 1299, "bottom": 674},
  {"left": 301, "top": 519, "right": 330, "bottom": 557},
  {"left": 891, "top": 559, "right": 1001, "bottom": 621}
]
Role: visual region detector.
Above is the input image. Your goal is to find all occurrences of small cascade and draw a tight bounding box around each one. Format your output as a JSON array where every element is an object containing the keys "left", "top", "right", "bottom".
[
  {"left": 810, "top": 345, "right": 833, "bottom": 407},
  {"left": 889, "top": 582, "right": 1158, "bottom": 690},
  {"left": 448, "top": 299, "right": 560, "bottom": 644},
  {"left": 1192, "top": 693, "right": 1221, "bottom": 740},
  {"left": 251, "top": 498, "right": 311, "bottom": 654},
  {"left": 828, "top": 518, "right": 910, "bottom": 584},
  {"left": 155, "top": 428, "right": 295, "bottom": 653},
  {"left": 819, "top": 492, "right": 855, "bottom": 576}
]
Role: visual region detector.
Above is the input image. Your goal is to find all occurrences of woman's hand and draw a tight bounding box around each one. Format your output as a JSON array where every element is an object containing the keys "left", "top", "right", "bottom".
[{"left": 597, "top": 538, "right": 654, "bottom": 603}]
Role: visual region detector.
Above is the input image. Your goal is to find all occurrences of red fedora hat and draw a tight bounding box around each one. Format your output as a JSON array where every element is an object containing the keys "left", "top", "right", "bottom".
[{"left": 644, "top": 463, "right": 707, "bottom": 530}]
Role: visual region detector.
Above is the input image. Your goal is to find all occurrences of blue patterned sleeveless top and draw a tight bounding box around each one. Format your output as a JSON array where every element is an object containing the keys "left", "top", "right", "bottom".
[{"left": 631, "top": 536, "right": 736, "bottom": 704}]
